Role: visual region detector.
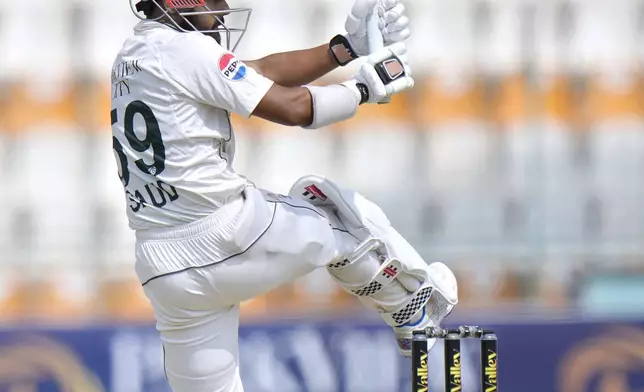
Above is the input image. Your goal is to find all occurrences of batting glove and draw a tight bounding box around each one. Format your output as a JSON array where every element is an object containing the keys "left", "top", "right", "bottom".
[
  {"left": 342, "top": 42, "right": 414, "bottom": 104},
  {"left": 345, "top": 0, "right": 411, "bottom": 56}
]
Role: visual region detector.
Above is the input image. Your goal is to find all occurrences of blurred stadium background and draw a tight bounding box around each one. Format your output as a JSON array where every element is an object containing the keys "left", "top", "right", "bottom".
[{"left": 1, "top": 0, "right": 644, "bottom": 391}]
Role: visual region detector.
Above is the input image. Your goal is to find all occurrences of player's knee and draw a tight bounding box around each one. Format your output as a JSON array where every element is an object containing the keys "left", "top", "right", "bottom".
[
  {"left": 273, "top": 195, "right": 341, "bottom": 269},
  {"left": 299, "top": 209, "right": 341, "bottom": 269}
]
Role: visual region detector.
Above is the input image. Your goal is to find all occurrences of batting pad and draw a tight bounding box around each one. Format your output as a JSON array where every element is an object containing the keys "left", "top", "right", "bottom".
[{"left": 289, "top": 174, "right": 456, "bottom": 326}]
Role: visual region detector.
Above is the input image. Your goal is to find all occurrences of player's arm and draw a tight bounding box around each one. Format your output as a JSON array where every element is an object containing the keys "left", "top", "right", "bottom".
[
  {"left": 244, "top": 45, "right": 339, "bottom": 88},
  {"left": 250, "top": 85, "right": 313, "bottom": 126},
  {"left": 251, "top": 43, "right": 413, "bottom": 128}
]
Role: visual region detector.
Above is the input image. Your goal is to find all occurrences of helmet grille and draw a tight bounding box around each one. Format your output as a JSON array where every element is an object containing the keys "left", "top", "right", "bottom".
[{"left": 165, "top": 0, "right": 206, "bottom": 9}]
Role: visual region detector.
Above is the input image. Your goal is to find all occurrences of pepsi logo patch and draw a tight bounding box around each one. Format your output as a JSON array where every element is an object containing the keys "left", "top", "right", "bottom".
[{"left": 218, "top": 53, "right": 247, "bottom": 81}]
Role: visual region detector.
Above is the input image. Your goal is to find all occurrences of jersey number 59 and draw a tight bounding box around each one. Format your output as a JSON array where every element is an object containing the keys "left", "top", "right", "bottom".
[{"left": 111, "top": 100, "right": 166, "bottom": 187}]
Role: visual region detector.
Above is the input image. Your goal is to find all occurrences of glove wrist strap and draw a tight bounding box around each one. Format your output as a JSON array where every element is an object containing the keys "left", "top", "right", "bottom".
[
  {"left": 374, "top": 58, "right": 406, "bottom": 84},
  {"left": 329, "top": 34, "right": 359, "bottom": 66},
  {"left": 355, "top": 83, "right": 369, "bottom": 104}
]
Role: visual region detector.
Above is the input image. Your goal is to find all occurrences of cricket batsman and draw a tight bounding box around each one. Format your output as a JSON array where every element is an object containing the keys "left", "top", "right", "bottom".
[{"left": 111, "top": 0, "right": 458, "bottom": 390}]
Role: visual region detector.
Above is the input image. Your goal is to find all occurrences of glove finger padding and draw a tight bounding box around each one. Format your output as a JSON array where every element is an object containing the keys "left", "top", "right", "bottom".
[
  {"left": 345, "top": 0, "right": 410, "bottom": 58},
  {"left": 385, "top": 28, "right": 411, "bottom": 45},
  {"left": 378, "top": 2, "right": 411, "bottom": 44},
  {"left": 385, "top": 15, "right": 410, "bottom": 34},
  {"left": 380, "top": 0, "right": 400, "bottom": 11},
  {"left": 345, "top": 0, "right": 377, "bottom": 36},
  {"left": 385, "top": 75, "right": 414, "bottom": 96},
  {"left": 382, "top": 3, "right": 406, "bottom": 23}
]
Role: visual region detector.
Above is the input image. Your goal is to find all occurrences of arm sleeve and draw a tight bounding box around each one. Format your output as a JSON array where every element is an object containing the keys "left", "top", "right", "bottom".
[{"left": 161, "top": 32, "right": 274, "bottom": 118}]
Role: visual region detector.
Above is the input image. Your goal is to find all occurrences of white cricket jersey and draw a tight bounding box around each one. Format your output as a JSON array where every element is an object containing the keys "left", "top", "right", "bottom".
[{"left": 110, "top": 20, "right": 274, "bottom": 230}]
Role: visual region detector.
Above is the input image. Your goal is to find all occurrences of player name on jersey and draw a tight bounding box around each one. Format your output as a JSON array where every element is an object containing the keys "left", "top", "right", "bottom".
[{"left": 126, "top": 180, "right": 180, "bottom": 213}]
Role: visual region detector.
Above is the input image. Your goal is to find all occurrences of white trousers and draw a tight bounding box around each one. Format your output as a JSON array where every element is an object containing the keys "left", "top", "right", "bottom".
[{"left": 136, "top": 187, "right": 355, "bottom": 392}]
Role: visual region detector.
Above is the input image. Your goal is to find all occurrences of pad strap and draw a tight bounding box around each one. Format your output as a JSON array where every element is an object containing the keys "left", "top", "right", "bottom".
[
  {"left": 351, "top": 258, "right": 402, "bottom": 296},
  {"left": 328, "top": 237, "right": 382, "bottom": 269},
  {"left": 327, "top": 237, "right": 403, "bottom": 298},
  {"left": 381, "top": 284, "right": 434, "bottom": 326}
]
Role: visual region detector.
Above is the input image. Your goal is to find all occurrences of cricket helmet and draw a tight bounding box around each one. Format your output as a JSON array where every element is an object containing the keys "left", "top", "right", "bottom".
[{"left": 130, "top": 0, "right": 251, "bottom": 51}]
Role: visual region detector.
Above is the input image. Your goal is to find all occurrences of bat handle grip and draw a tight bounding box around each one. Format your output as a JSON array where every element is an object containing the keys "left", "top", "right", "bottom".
[
  {"left": 366, "top": 4, "right": 391, "bottom": 104},
  {"left": 366, "top": 6, "right": 382, "bottom": 53}
]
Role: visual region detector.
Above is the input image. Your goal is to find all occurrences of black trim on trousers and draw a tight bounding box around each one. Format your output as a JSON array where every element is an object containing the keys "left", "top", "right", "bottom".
[{"left": 271, "top": 198, "right": 361, "bottom": 242}]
